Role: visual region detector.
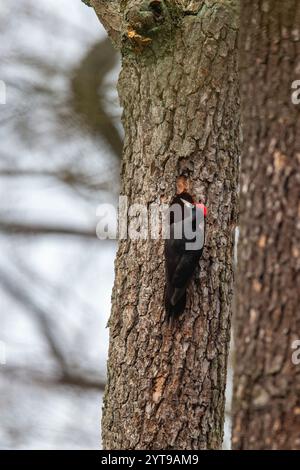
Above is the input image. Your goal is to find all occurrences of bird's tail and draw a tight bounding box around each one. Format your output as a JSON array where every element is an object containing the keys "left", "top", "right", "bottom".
[{"left": 165, "top": 289, "right": 187, "bottom": 321}]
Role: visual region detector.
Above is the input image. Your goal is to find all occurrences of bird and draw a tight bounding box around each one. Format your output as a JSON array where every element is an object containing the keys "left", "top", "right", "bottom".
[{"left": 164, "top": 192, "right": 207, "bottom": 319}]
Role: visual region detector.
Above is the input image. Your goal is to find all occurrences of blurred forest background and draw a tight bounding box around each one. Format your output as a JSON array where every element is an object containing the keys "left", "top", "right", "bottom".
[
  {"left": 0, "top": 0, "right": 122, "bottom": 449},
  {"left": 0, "top": 0, "right": 232, "bottom": 449}
]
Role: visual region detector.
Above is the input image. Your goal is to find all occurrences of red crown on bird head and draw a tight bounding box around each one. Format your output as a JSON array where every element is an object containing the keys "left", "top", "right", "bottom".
[
  {"left": 180, "top": 197, "right": 208, "bottom": 218},
  {"left": 195, "top": 203, "right": 208, "bottom": 218}
]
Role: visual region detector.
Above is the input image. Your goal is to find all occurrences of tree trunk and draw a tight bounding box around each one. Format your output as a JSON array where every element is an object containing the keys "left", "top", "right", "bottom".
[
  {"left": 232, "top": 0, "right": 300, "bottom": 450},
  {"left": 90, "top": 0, "right": 240, "bottom": 449}
]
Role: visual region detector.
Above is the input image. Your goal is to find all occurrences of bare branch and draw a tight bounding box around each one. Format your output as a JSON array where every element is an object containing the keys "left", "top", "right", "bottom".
[
  {"left": 0, "top": 221, "right": 99, "bottom": 239},
  {"left": 71, "top": 39, "right": 123, "bottom": 158},
  {"left": 0, "top": 267, "right": 69, "bottom": 369},
  {"left": 4, "top": 365, "right": 106, "bottom": 391},
  {"left": 0, "top": 266, "right": 106, "bottom": 391},
  {"left": 0, "top": 246, "right": 114, "bottom": 396},
  {"left": 0, "top": 167, "right": 113, "bottom": 193}
]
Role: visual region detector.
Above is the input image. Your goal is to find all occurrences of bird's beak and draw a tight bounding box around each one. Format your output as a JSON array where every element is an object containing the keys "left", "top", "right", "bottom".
[{"left": 180, "top": 198, "right": 193, "bottom": 209}]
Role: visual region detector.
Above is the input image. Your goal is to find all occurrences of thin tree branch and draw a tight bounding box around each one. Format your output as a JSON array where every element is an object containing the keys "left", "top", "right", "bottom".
[
  {"left": 0, "top": 268, "right": 106, "bottom": 391},
  {"left": 0, "top": 267, "right": 69, "bottom": 369},
  {"left": 0, "top": 168, "right": 112, "bottom": 191},
  {"left": 71, "top": 38, "right": 123, "bottom": 158},
  {"left": 4, "top": 366, "right": 106, "bottom": 391},
  {"left": 178, "top": 0, "right": 205, "bottom": 13},
  {"left": 0, "top": 221, "right": 99, "bottom": 239}
]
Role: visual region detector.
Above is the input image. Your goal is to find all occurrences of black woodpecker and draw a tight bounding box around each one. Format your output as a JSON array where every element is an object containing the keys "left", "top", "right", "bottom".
[{"left": 164, "top": 192, "right": 207, "bottom": 318}]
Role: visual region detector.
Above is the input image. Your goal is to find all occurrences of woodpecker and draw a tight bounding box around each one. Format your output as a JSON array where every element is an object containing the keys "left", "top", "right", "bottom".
[{"left": 164, "top": 192, "right": 207, "bottom": 318}]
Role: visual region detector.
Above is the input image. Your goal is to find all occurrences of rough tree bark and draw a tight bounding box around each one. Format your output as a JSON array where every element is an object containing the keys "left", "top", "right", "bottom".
[
  {"left": 88, "top": 0, "right": 239, "bottom": 449},
  {"left": 232, "top": 0, "right": 300, "bottom": 450}
]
